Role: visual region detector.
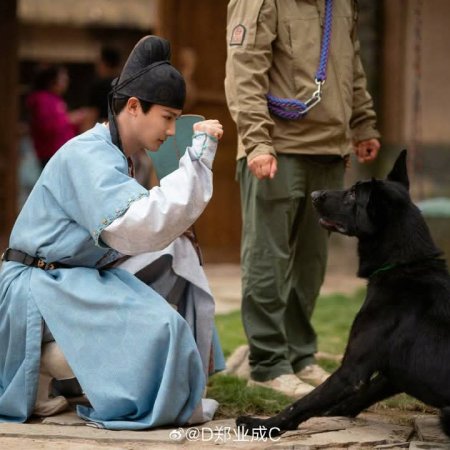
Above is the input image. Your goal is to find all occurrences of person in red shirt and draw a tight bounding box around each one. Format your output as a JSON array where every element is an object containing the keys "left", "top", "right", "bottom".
[{"left": 27, "top": 65, "right": 86, "bottom": 168}]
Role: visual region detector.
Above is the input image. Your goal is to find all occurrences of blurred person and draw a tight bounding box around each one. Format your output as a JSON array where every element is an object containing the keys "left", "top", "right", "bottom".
[
  {"left": 85, "top": 46, "right": 122, "bottom": 126},
  {"left": 27, "top": 64, "right": 86, "bottom": 168},
  {"left": 0, "top": 36, "right": 224, "bottom": 429},
  {"left": 225, "top": 0, "right": 380, "bottom": 398}
]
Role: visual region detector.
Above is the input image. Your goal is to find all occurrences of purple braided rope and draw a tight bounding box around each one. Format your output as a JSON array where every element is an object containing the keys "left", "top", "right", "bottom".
[
  {"left": 316, "top": 0, "right": 333, "bottom": 81},
  {"left": 267, "top": 0, "right": 333, "bottom": 119},
  {"left": 266, "top": 93, "right": 308, "bottom": 120}
]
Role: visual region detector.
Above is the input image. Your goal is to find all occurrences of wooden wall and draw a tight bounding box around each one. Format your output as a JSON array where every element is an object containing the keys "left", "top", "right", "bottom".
[
  {"left": 0, "top": 0, "right": 19, "bottom": 248},
  {"left": 157, "top": 0, "right": 241, "bottom": 262},
  {"left": 381, "top": 0, "right": 450, "bottom": 198},
  {"left": 382, "top": 0, "right": 450, "bottom": 147}
]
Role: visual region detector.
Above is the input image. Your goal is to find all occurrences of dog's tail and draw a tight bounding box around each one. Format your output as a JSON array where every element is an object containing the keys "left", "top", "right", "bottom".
[{"left": 439, "top": 407, "right": 450, "bottom": 437}]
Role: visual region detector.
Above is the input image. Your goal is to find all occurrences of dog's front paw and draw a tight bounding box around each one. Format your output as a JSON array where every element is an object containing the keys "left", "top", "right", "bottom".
[
  {"left": 236, "top": 414, "right": 261, "bottom": 430},
  {"left": 236, "top": 415, "right": 282, "bottom": 438}
]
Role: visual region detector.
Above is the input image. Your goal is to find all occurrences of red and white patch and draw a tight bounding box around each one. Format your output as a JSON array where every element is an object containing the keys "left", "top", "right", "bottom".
[{"left": 230, "top": 24, "right": 246, "bottom": 46}]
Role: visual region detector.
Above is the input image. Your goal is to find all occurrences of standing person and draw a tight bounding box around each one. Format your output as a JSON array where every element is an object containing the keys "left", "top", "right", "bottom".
[
  {"left": 85, "top": 46, "right": 122, "bottom": 126},
  {"left": 225, "top": 0, "right": 380, "bottom": 398},
  {"left": 0, "top": 35, "right": 224, "bottom": 429},
  {"left": 27, "top": 65, "right": 86, "bottom": 168}
]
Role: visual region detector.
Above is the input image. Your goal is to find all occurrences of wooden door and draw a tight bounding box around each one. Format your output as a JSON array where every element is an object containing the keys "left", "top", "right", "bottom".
[{"left": 157, "top": 0, "right": 241, "bottom": 262}]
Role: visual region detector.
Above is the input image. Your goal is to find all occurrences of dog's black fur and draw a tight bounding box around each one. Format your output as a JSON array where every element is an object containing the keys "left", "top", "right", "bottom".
[{"left": 237, "top": 150, "right": 450, "bottom": 437}]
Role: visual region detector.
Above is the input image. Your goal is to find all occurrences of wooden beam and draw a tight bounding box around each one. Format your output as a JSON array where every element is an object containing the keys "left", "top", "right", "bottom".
[
  {"left": 0, "top": 0, "right": 19, "bottom": 246},
  {"left": 380, "top": 0, "right": 408, "bottom": 144}
]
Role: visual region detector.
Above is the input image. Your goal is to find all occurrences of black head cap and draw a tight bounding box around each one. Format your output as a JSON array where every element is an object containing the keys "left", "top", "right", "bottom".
[
  {"left": 108, "top": 36, "right": 186, "bottom": 151},
  {"left": 113, "top": 35, "right": 185, "bottom": 110}
]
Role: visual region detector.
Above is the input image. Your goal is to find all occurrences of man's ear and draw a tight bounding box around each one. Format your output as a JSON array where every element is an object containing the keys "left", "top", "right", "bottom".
[
  {"left": 126, "top": 97, "right": 140, "bottom": 116},
  {"left": 386, "top": 149, "right": 409, "bottom": 190}
]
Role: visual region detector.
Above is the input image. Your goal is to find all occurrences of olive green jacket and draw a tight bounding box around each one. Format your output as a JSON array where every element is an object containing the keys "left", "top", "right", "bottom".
[{"left": 224, "top": 0, "right": 380, "bottom": 161}]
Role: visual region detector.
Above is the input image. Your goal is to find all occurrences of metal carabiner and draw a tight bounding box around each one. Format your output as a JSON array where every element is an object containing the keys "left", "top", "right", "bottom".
[
  {"left": 313, "top": 78, "right": 324, "bottom": 96},
  {"left": 302, "top": 79, "right": 325, "bottom": 113}
]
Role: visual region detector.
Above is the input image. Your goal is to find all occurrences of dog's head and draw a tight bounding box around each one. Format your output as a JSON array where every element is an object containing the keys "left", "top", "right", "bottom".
[{"left": 312, "top": 150, "right": 411, "bottom": 237}]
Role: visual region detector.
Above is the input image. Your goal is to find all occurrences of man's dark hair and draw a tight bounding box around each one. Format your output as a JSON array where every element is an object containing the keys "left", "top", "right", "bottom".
[
  {"left": 112, "top": 96, "right": 153, "bottom": 114},
  {"left": 101, "top": 47, "right": 121, "bottom": 69}
]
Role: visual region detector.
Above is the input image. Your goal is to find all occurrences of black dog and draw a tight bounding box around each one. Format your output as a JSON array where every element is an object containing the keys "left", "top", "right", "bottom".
[{"left": 237, "top": 150, "right": 450, "bottom": 437}]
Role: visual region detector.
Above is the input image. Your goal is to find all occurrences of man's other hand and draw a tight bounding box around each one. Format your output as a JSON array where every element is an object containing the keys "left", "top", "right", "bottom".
[
  {"left": 353, "top": 138, "right": 380, "bottom": 163},
  {"left": 248, "top": 154, "right": 277, "bottom": 179}
]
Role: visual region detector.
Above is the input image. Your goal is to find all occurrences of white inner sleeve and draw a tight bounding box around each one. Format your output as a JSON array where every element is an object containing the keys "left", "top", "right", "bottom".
[{"left": 101, "top": 133, "right": 217, "bottom": 255}]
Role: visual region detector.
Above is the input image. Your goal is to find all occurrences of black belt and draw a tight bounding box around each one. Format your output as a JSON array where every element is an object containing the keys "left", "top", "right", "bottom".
[{"left": 1, "top": 248, "right": 68, "bottom": 270}]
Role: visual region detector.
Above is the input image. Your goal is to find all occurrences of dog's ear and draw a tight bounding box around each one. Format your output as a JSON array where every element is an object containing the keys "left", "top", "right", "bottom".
[
  {"left": 386, "top": 149, "right": 409, "bottom": 190},
  {"left": 370, "top": 170, "right": 410, "bottom": 218}
]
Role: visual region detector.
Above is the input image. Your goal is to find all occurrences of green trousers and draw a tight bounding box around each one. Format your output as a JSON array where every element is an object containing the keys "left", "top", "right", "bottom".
[{"left": 237, "top": 154, "right": 345, "bottom": 381}]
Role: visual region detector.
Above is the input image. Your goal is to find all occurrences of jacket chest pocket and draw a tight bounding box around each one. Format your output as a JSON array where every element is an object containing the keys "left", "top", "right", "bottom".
[
  {"left": 286, "top": 17, "right": 323, "bottom": 96},
  {"left": 285, "top": 4, "right": 355, "bottom": 98}
]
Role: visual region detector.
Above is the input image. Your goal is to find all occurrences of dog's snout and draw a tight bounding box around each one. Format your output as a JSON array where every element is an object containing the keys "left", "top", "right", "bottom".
[{"left": 311, "top": 190, "right": 326, "bottom": 204}]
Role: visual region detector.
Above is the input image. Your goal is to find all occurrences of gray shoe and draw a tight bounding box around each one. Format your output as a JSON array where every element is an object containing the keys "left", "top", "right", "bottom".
[
  {"left": 296, "top": 364, "right": 330, "bottom": 386},
  {"left": 248, "top": 374, "right": 314, "bottom": 398}
]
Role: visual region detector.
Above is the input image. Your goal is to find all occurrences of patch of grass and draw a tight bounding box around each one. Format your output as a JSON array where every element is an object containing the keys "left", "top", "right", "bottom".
[
  {"left": 207, "top": 374, "right": 292, "bottom": 419},
  {"left": 215, "top": 310, "right": 246, "bottom": 359},
  {"left": 374, "top": 393, "right": 436, "bottom": 413}
]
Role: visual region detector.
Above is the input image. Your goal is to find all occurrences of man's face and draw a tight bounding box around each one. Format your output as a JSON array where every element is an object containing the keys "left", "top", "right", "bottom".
[{"left": 136, "top": 103, "right": 182, "bottom": 152}]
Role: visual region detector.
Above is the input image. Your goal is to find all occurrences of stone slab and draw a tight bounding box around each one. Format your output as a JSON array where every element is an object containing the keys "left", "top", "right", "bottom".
[
  {"left": 0, "top": 419, "right": 265, "bottom": 449},
  {"left": 414, "top": 415, "right": 450, "bottom": 444},
  {"left": 0, "top": 423, "right": 184, "bottom": 444},
  {"left": 272, "top": 421, "right": 412, "bottom": 449},
  {"left": 375, "top": 443, "right": 409, "bottom": 449},
  {"left": 285, "top": 416, "right": 359, "bottom": 437},
  {"left": 5, "top": 414, "right": 450, "bottom": 450},
  {"left": 409, "top": 441, "right": 450, "bottom": 449},
  {"left": 0, "top": 437, "right": 129, "bottom": 450}
]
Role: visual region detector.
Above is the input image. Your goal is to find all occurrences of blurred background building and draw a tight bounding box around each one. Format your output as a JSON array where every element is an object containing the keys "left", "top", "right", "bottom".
[{"left": 0, "top": 0, "right": 449, "bottom": 263}]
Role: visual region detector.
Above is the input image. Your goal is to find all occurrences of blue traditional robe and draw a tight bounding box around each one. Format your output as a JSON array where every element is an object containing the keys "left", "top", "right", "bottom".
[{"left": 0, "top": 124, "right": 223, "bottom": 430}]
